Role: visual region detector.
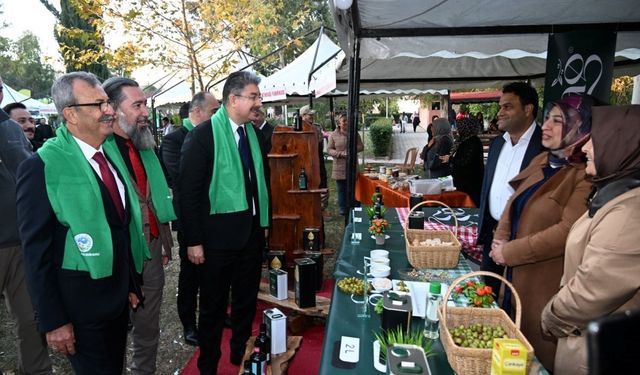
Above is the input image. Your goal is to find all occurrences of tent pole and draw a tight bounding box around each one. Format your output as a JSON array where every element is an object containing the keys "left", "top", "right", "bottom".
[
  {"left": 329, "top": 96, "right": 335, "bottom": 130},
  {"left": 345, "top": 38, "right": 361, "bottom": 224}
]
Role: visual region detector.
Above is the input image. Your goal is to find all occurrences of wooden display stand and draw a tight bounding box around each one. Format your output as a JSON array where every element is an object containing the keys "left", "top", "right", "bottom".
[{"left": 268, "top": 123, "right": 328, "bottom": 268}]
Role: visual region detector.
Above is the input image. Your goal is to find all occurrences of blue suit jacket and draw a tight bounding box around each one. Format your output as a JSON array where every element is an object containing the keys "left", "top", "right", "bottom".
[{"left": 477, "top": 125, "right": 544, "bottom": 244}]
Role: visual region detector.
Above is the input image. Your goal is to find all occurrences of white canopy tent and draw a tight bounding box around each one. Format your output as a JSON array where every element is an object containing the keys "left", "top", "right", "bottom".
[
  {"left": 1, "top": 82, "right": 58, "bottom": 115},
  {"left": 331, "top": 0, "right": 640, "bottom": 91}
]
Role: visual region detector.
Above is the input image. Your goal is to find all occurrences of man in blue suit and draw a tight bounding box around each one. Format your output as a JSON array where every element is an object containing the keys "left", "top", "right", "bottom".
[{"left": 477, "top": 82, "right": 544, "bottom": 292}]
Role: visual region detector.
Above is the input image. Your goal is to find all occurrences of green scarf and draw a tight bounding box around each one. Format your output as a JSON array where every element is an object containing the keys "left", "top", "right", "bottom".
[
  {"left": 103, "top": 137, "right": 176, "bottom": 223},
  {"left": 38, "top": 126, "right": 149, "bottom": 279},
  {"left": 182, "top": 118, "right": 194, "bottom": 131},
  {"left": 209, "top": 105, "right": 269, "bottom": 226}
]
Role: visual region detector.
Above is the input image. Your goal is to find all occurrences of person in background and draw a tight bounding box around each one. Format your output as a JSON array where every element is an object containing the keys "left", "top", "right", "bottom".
[
  {"left": 33, "top": 114, "right": 55, "bottom": 150},
  {"left": 327, "top": 112, "right": 364, "bottom": 216},
  {"left": 162, "top": 91, "right": 219, "bottom": 347},
  {"left": 161, "top": 116, "right": 173, "bottom": 136},
  {"left": 103, "top": 77, "right": 176, "bottom": 375},
  {"left": 451, "top": 117, "right": 484, "bottom": 206},
  {"left": 424, "top": 118, "right": 453, "bottom": 178},
  {"left": 489, "top": 94, "right": 596, "bottom": 369},
  {"left": 426, "top": 114, "right": 438, "bottom": 145},
  {"left": 3, "top": 102, "right": 36, "bottom": 148},
  {"left": 16, "top": 71, "right": 146, "bottom": 374},
  {"left": 401, "top": 112, "right": 408, "bottom": 133},
  {"left": 0, "top": 74, "right": 52, "bottom": 375},
  {"left": 477, "top": 82, "right": 543, "bottom": 291},
  {"left": 541, "top": 104, "right": 640, "bottom": 375},
  {"left": 250, "top": 108, "right": 274, "bottom": 153},
  {"left": 300, "top": 104, "right": 329, "bottom": 210},
  {"left": 475, "top": 112, "right": 485, "bottom": 132},
  {"left": 412, "top": 112, "right": 420, "bottom": 132},
  {"left": 178, "top": 71, "right": 270, "bottom": 374}
]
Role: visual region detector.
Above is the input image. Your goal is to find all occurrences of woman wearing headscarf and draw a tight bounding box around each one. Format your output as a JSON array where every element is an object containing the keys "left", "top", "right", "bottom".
[
  {"left": 451, "top": 117, "right": 484, "bottom": 206},
  {"left": 488, "top": 94, "right": 596, "bottom": 369},
  {"left": 540, "top": 105, "right": 640, "bottom": 375},
  {"left": 423, "top": 118, "right": 453, "bottom": 178}
]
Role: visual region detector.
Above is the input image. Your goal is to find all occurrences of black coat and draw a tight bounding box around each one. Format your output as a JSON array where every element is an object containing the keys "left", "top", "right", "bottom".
[
  {"left": 16, "top": 154, "right": 139, "bottom": 333},
  {"left": 160, "top": 127, "right": 188, "bottom": 189},
  {"left": 177, "top": 119, "right": 271, "bottom": 251},
  {"left": 451, "top": 136, "right": 484, "bottom": 207}
]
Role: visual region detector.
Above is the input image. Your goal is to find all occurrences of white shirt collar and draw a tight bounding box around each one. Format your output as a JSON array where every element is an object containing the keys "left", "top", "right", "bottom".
[
  {"left": 502, "top": 120, "right": 537, "bottom": 145},
  {"left": 73, "top": 135, "right": 103, "bottom": 160}
]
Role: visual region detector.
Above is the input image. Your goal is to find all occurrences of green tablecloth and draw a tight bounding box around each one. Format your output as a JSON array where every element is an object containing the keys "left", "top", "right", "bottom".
[
  {"left": 320, "top": 208, "right": 549, "bottom": 374},
  {"left": 320, "top": 207, "right": 458, "bottom": 374}
]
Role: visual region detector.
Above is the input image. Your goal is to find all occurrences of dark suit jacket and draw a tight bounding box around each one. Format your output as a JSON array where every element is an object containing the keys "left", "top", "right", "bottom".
[
  {"left": 16, "top": 154, "right": 138, "bottom": 333},
  {"left": 256, "top": 121, "right": 274, "bottom": 154},
  {"left": 477, "top": 125, "right": 543, "bottom": 244},
  {"left": 161, "top": 127, "right": 188, "bottom": 189},
  {"left": 177, "top": 119, "right": 271, "bottom": 251}
]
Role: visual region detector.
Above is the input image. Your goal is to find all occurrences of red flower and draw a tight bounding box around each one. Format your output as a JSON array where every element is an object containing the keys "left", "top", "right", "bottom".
[
  {"left": 484, "top": 286, "right": 493, "bottom": 295},
  {"left": 476, "top": 287, "right": 485, "bottom": 296},
  {"left": 454, "top": 286, "right": 463, "bottom": 294},
  {"left": 466, "top": 281, "right": 475, "bottom": 287}
]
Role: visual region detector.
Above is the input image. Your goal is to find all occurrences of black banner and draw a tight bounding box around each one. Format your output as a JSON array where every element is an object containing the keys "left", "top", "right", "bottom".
[{"left": 543, "top": 31, "right": 617, "bottom": 107}]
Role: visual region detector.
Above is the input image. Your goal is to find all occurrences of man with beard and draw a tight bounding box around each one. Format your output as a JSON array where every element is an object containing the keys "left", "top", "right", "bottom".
[
  {"left": 178, "top": 71, "right": 270, "bottom": 374},
  {"left": 249, "top": 108, "right": 274, "bottom": 153},
  {"left": 103, "top": 77, "right": 176, "bottom": 375},
  {"left": 16, "top": 71, "right": 147, "bottom": 374}
]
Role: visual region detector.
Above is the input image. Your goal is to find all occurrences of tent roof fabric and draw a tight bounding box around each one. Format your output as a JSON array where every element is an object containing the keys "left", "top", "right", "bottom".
[
  {"left": 451, "top": 90, "right": 502, "bottom": 103},
  {"left": 331, "top": 0, "right": 640, "bottom": 90},
  {"left": 1, "top": 83, "right": 57, "bottom": 114}
]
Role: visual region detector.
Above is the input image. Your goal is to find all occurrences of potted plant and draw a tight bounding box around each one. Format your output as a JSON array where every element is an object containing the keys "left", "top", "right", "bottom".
[
  {"left": 373, "top": 326, "right": 434, "bottom": 366},
  {"left": 369, "top": 218, "right": 390, "bottom": 245},
  {"left": 452, "top": 280, "right": 496, "bottom": 308}
]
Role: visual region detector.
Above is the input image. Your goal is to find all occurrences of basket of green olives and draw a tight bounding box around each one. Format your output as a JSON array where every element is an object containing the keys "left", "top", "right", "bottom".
[
  {"left": 438, "top": 271, "right": 534, "bottom": 375},
  {"left": 337, "top": 277, "right": 368, "bottom": 296}
]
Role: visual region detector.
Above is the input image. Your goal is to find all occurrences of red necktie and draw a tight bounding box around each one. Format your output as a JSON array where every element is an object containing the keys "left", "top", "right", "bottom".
[
  {"left": 92, "top": 152, "right": 125, "bottom": 221},
  {"left": 125, "top": 140, "right": 159, "bottom": 238}
]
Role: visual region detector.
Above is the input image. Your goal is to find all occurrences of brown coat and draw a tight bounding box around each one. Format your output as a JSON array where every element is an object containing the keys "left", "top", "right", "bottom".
[
  {"left": 541, "top": 187, "right": 640, "bottom": 375},
  {"left": 327, "top": 129, "right": 363, "bottom": 180},
  {"left": 494, "top": 152, "right": 591, "bottom": 370}
]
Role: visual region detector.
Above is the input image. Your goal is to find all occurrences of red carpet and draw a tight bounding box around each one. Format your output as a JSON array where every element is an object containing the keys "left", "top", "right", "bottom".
[{"left": 181, "top": 280, "right": 333, "bottom": 375}]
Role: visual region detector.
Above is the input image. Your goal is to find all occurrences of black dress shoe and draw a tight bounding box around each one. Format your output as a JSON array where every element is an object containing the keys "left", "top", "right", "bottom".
[{"left": 184, "top": 327, "right": 198, "bottom": 346}]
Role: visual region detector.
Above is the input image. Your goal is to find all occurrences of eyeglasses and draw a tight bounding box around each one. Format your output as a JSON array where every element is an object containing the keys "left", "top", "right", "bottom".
[
  {"left": 234, "top": 94, "right": 263, "bottom": 102},
  {"left": 67, "top": 100, "right": 113, "bottom": 112}
]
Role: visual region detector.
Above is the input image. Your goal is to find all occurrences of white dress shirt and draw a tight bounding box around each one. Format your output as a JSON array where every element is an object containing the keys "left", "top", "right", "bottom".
[
  {"left": 488, "top": 121, "right": 538, "bottom": 221},
  {"left": 73, "top": 135, "right": 126, "bottom": 209}
]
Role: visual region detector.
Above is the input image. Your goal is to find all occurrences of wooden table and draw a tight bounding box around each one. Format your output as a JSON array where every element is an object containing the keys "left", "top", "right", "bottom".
[{"left": 355, "top": 173, "right": 476, "bottom": 208}]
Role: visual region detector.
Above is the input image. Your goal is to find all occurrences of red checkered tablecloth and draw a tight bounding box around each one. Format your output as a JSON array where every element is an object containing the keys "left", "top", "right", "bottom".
[{"left": 396, "top": 207, "right": 483, "bottom": 263}]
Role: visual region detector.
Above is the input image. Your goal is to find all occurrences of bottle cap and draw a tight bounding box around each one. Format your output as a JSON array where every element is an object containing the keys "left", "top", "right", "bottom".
[{"left": 429, "top": 281, "right": 441, "bottom": 294}]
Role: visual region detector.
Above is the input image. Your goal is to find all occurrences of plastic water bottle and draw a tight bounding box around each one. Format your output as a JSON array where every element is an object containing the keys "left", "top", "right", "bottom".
[{"left": 423, "top": 281, "right": 442, "bottom": 339}]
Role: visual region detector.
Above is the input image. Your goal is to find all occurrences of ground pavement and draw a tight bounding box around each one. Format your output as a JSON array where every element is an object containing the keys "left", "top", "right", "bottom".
[{"left": 364, "top": 124, "right": 429, "bottom": 165}]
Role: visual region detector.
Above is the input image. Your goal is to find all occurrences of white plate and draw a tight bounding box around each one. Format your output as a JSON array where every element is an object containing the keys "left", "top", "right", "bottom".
[{"left": 370, "top": 277, "right": 392, "bottom": 292}]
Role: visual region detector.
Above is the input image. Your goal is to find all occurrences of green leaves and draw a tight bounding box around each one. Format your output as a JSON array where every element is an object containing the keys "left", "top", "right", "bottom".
[{"left": 373, "top": 326, "right": 434, "bottom": 361}]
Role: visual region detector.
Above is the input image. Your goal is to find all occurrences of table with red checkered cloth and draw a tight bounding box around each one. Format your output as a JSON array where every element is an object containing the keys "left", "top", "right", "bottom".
[{"left": 396, "top": 206, "right": 483, "bottom": 263}]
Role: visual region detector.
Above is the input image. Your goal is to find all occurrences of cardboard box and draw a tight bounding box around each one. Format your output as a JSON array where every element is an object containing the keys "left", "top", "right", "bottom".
[
  {"left": 491, "top": 338, "right": 528, "bottom": 375},
  {"left": 269, "top": 269, "right": 288, "bottom": 300},
  {"left": 263, "top": 308, "right": 287, "bottom": 355}
]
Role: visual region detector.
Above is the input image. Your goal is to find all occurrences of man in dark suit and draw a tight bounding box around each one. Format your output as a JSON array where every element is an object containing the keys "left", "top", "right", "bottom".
[
  {"left": 250, "top": 108, "right": 274, "bottom": 153},
  {"left": 15, "top": 72, "right": 147, "bottom": 374},
  {"left": 161, "top": 91, "right": 219, "bottom": 346},
  {"left": 103, "top": 77, "right": 176, "bottom": 375},
  {"left": 178, "top": 71, "right": 270, "bottom": 374},
  {"left": 477, "top": 81, "right": 543, "bottom": 292}
]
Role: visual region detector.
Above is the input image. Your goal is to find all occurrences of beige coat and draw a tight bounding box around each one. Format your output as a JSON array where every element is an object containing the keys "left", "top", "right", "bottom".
[
  {"left": 494, "top": 152, "right": 591, "bottom": 370},
  {"left": 327, "top": 129, "right": 363, "bottom": 180},
  {"left": 541, "top": 186, "right": 640, "bottom": 375}
]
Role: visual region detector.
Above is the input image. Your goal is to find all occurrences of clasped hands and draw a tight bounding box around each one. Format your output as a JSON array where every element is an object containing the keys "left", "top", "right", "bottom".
[{"left": 489, "top": 239, "right": 507, "bottom": 266}]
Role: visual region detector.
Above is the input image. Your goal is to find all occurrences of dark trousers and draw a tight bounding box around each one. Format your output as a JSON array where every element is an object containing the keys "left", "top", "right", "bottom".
[
  {"left": 197, "top": 222, "right": 264, "bottom": 374},
  {"left": 336, "top": 179, "right": 346, "bottom": 214},
  {"left": 479, "top": 219, "right": 505, "bottom": 293},
  {"left": 177, "top": 230, "right": 199, "bottom": 330},
  {"left": 67, "top": 304, "right": 128, "bottom": 375}
]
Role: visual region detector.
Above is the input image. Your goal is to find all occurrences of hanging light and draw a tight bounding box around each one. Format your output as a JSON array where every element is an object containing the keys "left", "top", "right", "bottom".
[{"left": 334, "top": 0, "right": 353, "bottom": 10}]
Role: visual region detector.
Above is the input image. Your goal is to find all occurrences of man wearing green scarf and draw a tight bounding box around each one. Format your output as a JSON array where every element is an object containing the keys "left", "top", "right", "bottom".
[
  {"left": 15, "top": 72, "right": 147, "bottom": 374},
  {"left": 103, "top": 77, "right": 176, "bottom": 375},
  {"left": 161, "top": 91, "right": 220, "bottom": 347},
  {"left": 178, "top": 71, "right": 271, "bottom": 374}
]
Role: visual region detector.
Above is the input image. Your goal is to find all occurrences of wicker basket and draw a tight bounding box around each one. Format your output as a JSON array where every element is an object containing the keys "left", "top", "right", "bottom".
[
  {"left": 438, "top": 271, "right": 535, "bottom": 375},
  {"left": 404, "top": 200, "right": 461, "bottom": 269}
]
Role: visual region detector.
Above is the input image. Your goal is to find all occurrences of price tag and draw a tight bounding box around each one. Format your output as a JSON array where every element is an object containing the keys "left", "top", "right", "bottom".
[
  {"left": 339, "top": 336, "right": 360, "bottom": 363},
  {"left": 354, "top": 207, "right": 362, "bottom": 212},
  {"left": 354, "top": 217, "right": 362, "bottom": 223}
]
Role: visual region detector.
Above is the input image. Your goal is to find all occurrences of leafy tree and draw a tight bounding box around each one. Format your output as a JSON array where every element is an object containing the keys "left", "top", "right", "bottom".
[
  {"left": 0, "top": 32, "right": 56, "bottom": 99},
  {"left": 610, "top": 76, "right": 634, "bottom": 105},
  {"left": 39, "top": 0, "right": 112, "bottom": 79}
]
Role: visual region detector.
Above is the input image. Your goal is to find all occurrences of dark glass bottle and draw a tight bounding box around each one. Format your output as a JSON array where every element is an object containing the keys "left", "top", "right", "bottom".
[
  {"left": 298, "top": 168, "right": 308, "bottom": 190},
  {"left": 294, "top": 109, "right": 302, "bottom": 131},
  {"left": 250, "top": 347, "right": 267, "bottom": 375},
  {"left": 373, "top": 188, "right": 384, "bottom": 219},
  {"left": 255, "top": 323, "right": 270, "bottom": 362}
]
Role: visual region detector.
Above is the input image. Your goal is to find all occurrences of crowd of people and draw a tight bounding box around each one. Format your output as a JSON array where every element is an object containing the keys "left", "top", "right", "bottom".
[{"left": 1, "top": 70, "right": 638, "bottom": 375}]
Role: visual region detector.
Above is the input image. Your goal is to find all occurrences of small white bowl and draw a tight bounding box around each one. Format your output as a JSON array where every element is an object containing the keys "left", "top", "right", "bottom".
[
  {"left": 370, "top": 249, "right": 389, "bottom": 259},
  {"left": 371, "top": 277, "right": 392, "bottom": 292},
  {"left": 370, "top": 264, "right": 391, "bottom": 278},
  {"left": 371, "top": 257, "right": 390, "bottom": 267}
]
